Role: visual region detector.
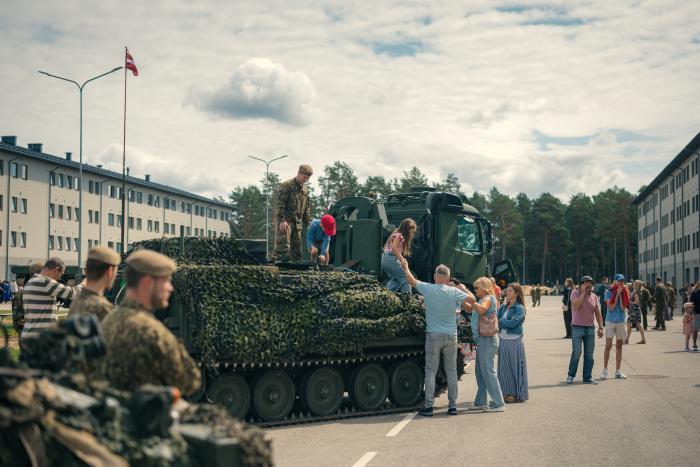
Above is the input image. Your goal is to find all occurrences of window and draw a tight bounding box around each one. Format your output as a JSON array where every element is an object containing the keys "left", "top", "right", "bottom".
[
  {"left": 58, "top": 174, "right": 64, "bottom": 188},
  {"left": 66, "top": 237, "right": 72, "bottom": 251},
  {"left": 128, "top": 189, "right": 135, "bottom": 202},
  {"left": 154, "top": 195, "right": 160, "bottom": 208},
  {"left": 50, "top": 172, "right": 56, "bottom": 186},
  {"left": 19, "top": 231, "right": 26, "bottom": 247},
  {"left": 164, "top": 223, "right": 169, "bottom": 234},
  {"left": 10, "top": 231, "right": 17, "bottom": 247},
  {"left": 148, "top": 194, "right": 154, "bottom": 206},
  {"left": 154, "top": 221, "right": 160, "bottom": 233},
  {"left": 11, "top": 197, "right": 17, "bottom": 213},
  {"left": 117, "top": 215, "right": 122, "bottom": 227},
  {"left": 108, "top": 241, "right": 114, "bottom": 249},
  {"left": 10, "top": 162, "right": 18, "bottom": 178},
  {"left": 457, "top": 216, "right": 482, "bottom": 253},
  {"left": 186, "top": 226, "right": 191, "bottom": 236},
  {"left": 57, "top": 236, "right": 63, "bottom": 251},
  {"left": 147, "top": 220, "right": 153, "bottom": 232},
  {"left": 21, "top": 164, "right": 28, "bottom": 180},
  {"left": 88, "top": 210, "right": 93, "bottom": 223},
  {"left": 171, "top": 223, "right": 175, "bottom": 234},
  {"left": 66, "top": 206, "right": 72, "bottom": 221},
  {"left": 0, "top": 160, "right": 3, "bottom": 175},
  {"left": 95, "top": 210, "right": 100, "bottom": 225},
  {"left": 88, "top": 239, "right": 93, "bottom": 248},
  {"left": 136, "top": 218, "right": 142, "bottom": 230},
  {"left": 136, "top": 191, "right": 142, "bottom": 204},
  {"left": 58, "top": 205, "right": 64, "bottom": 219},
  {"left": 0, "top": 195, "right": 2, "bottom": 211},
  {"left": 108, "top": 213, "right": 115, "bottom": 226},
  {"left": 67, "top": 175, "right": 73, "bottom": 189},
  {"left": 89, "top": 180, "right": 94, "bottom": 193},
  {"left": 49, "top": 235, "right": 55, "bottom": 250},
  {"left": 50, "top": 203, "right": 55, "bottom": 218},
  {"left": 110, "top": 185, "right": 117, "bottom": 198},
  {"left": 128, "top": 216, "right": 135, "bottom": 229},
  {"left": 171, "top": 201, "right": 176, "bottom": 211},
  {"left": 116, "top": 243, "right": 123, "bottom": 253},
  {"left": 20, "top": 198, "right": 27, "bottom": 214}
]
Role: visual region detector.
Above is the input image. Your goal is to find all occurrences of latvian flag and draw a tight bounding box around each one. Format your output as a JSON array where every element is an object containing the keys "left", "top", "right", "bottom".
[{"left": 126, "top": 51, "right": 139, "bottom": 76}]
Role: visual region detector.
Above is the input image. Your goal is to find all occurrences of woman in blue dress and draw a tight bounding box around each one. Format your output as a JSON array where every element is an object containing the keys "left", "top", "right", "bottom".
[{"left": 497, "top": 283, "right": 529, "bottom": 403}]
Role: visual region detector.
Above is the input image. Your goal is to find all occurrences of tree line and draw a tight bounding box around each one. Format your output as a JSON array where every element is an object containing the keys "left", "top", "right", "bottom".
[{"left": 229, "top": 162, "right": 638, "bottom": 285}]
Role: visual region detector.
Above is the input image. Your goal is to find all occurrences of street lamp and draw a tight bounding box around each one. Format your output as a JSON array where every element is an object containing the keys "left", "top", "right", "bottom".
[
  {"left": 38, "top": 66, "right": 122, "bottom": 268},
  {"left": 248, "top": 154, "right": 287, "bottom": 258}
]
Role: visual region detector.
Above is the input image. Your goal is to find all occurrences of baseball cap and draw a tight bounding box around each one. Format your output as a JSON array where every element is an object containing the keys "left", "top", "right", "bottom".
[
  {"left": 320, "top": 214, "right": 336, "bottom": 236},
  {"left": 613, "top": 273, "right": 625, "bottom": 282},
  {"left": 581, "top": 275, "right": 594, "bottom": 283}
]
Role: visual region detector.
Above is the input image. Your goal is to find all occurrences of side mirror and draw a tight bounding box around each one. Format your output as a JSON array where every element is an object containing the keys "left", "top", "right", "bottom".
[{"left": 479, "top": 219, "right": 493, "bottom": 254}]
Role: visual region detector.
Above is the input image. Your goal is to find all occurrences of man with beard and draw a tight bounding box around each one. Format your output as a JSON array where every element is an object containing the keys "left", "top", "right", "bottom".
[{"left": 69, "top": 246, "right": 120, "bottom": 321}]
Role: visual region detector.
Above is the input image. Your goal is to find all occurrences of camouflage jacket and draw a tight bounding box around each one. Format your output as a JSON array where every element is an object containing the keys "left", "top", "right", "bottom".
[
  {"left": 275, "top": 178, "right": 311, "bottom": 227},
  {"left": 99, "top": 298, "right": 201, "bottom": 396},
  {"left": 68, "top": 288, "right": 114, "bottom": 321}
]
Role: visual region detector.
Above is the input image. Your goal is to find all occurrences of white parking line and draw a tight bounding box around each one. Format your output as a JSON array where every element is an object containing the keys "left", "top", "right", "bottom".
[
  {"left": 385, "top": 412, "right": 416, "bottom": 437},
  {"left": 351, "top": 451, "right": 377, "bottom": 467}
]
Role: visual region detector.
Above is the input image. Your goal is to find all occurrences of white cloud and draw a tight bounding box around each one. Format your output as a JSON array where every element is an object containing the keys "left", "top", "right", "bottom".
[
  {"left": 1, "top": 0, "right": 699, "bottom": 203},
  {"left": 186, "top": 57, "right": 316, "bottom": 126}
]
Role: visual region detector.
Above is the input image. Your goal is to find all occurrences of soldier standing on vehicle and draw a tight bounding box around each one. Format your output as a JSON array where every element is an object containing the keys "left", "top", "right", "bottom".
[
  {"left": 274, "top": 164, "right": 313, "bottom": 261},
  {"left": 11, "top": 261, "right": 44, "bottom": 335},
  {"left": 99, "top": 250, "right": 201, "bottom": 396},
  {"left": 69, "top": 246, "right": 120, "bottom": 321}
]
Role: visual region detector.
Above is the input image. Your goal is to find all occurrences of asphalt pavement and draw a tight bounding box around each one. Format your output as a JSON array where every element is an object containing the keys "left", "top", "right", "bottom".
[{"left": 268, "top": 295, "right": 700, "bottom": 467}]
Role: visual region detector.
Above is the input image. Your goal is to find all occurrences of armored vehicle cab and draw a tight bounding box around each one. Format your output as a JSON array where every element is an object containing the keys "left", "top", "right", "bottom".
[{"left": 328, "top": 189, "right": 516, "bottom": 287}]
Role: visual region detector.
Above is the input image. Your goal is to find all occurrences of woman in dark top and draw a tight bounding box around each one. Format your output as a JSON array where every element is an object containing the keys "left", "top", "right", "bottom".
[
  {"left": 562, "top": 278, "right": 574, "bottom": 338},
  {"left": 690, "top": 281, "right": 700, "bottom": 351}
]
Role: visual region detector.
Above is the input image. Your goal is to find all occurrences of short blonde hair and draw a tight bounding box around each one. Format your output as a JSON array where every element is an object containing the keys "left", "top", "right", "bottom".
[{"left": 474, "top": 276, "right": 495, "bottom": 297}]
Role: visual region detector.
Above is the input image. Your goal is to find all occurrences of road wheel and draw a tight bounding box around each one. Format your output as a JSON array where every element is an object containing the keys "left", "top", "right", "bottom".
[
  {"left": 350, "top": 363, "right": 389, "bottom": 411},
  {"left": 389, "top": 361, "right": 423, "bottom": 407},
  {"left": 208, "top": 374, "right": 251, "bottom": 419},
  {"left": 301, "top": 367, "right": 344, "bottom": 416},
  {"left": 252, "top": 370, "right": 295, "bottom": 421}
]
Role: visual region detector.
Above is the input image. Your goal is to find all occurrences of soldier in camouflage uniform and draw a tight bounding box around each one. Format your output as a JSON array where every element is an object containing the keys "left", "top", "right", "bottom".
[
  {"left": 274, "top": 164, "right": 313, "bottom": 261},
  {"left": 99, "top": 249, "right": 201, "bottom": 396},
  {"left": 11, "top": 261, "right": 44, "bottom": 335},
  {"left": 69, "top": 246, "right": 120, "bottom": 321}
]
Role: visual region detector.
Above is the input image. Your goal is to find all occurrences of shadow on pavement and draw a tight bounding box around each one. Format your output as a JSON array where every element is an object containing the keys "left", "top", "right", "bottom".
[{"left": 528, "top": 382, "right": 576, "bottom": 390}]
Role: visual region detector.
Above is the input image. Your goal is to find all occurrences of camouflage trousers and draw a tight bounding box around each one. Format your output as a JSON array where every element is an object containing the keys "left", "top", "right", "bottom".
[{"left": 274, "top": 223, "right": 302, "bottom": 261}]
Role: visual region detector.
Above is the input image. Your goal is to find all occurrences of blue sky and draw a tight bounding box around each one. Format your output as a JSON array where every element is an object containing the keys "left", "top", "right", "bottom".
[{"left": 0, "top": 0, "right": 699, "bottom": 200}]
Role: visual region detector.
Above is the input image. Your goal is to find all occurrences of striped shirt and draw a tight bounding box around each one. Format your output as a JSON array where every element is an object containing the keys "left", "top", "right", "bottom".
[{"left": 20, "top": 274, "right": 83, "bottom": 339}]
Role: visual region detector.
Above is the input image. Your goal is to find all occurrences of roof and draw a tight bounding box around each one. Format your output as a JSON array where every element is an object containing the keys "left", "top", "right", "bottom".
[
  {"left": 0, "top": 140, "right": 232, "bottom": 209},
  {"left": 632, "top": 130, "right": 700, "bottom": 205}
]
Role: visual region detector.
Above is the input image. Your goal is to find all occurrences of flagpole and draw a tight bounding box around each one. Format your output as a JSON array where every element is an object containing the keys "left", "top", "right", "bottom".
[{"left": 120, "top": 46, "right": 127, "bottom": 254}]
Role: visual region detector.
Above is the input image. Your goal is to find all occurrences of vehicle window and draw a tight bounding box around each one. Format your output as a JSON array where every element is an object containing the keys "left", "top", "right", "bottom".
[{"left": 457, "top": 216, "right": 482, "bottom": 253}]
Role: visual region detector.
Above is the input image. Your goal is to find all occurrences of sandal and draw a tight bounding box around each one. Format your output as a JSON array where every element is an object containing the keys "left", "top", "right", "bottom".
[{"left": 504, "top": 395, "right": 517, "bottom": 403}]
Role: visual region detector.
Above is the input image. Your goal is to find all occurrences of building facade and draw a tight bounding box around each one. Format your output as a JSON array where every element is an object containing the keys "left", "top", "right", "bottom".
[
  {"left": 633, "top": 131, "right": 700, "bottom": 288},
  {"left": 1, "top": 135, "right": 233, "bottom": 279}
]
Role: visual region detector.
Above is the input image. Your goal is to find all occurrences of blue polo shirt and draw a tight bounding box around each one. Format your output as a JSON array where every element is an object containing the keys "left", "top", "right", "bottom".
[
  {"left": 604, "top": 289, "right": 626, "bottom": 323},
  {"left": 415, "top": 281, "right": 468, "bottom": 335},
  {"left": 306, "top": 219, "right": 331, "bottom": 253}
]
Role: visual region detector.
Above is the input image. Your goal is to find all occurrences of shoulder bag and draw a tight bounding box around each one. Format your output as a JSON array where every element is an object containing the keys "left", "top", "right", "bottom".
[{"left": 479, "top": 309, "right": 499, "bottom": 337}]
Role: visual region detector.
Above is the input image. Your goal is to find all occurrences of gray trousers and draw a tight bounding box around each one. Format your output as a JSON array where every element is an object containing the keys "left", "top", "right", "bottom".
[{"left": 423, "top": 333, "right": 458, "bottom": 409}]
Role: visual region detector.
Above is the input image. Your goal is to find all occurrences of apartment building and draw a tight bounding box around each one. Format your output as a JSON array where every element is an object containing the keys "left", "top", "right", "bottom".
[
  {"left": 1, "top": 135, "right": 233, "bottom": 279},
  {"left": 633, "top": 131, "right": 700, "bottom": 287}
]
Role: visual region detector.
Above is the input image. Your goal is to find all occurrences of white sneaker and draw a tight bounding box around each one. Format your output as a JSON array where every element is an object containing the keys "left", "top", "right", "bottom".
[
  {"left": 600, "top": 368, "right": 608, "bottom": 380},
  {"left": 615, "top": 370, "right": 627, "bottom": 380},
  {"left": 566, "top": 375, "right": 574, "bottom": 384}
]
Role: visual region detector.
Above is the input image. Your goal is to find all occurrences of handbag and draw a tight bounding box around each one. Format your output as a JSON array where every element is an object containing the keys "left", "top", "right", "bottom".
[{"left": 479, "top": 310, "right": 499, "bottom": 337}]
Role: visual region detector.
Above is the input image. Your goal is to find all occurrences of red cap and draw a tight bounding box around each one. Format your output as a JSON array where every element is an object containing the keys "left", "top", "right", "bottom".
[{"left": 321, "top": 214, "right": 336, "bottom": 236}]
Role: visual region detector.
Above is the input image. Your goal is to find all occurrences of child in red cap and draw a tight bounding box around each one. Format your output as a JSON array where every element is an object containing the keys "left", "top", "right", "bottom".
[{"left": 306, "top": 215, "right": 336, "bottom": 264}]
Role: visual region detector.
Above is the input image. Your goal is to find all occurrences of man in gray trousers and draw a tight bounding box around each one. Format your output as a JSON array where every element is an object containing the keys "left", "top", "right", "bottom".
[{"left": 399, "top": 259, "right": 472, "bottom": 416}]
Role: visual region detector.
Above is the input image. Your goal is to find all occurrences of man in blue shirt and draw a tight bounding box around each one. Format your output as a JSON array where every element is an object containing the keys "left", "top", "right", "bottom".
[
  {"left": 601, "top": 273, "right": 629, "bottom": 380},
  {"left": 399, "top": 259, "right": 472, "bottom": 416},
  {"left": 306, "top": 215, "right": 336, "bottom": 265}
]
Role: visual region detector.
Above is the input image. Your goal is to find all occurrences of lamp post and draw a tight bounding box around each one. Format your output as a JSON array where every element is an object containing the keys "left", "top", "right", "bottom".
[
  {"left": 38, "top": 66, "right": 122, "bottom": 269},
  {"left": 248, "top": 155, "right": 287, "bottom": 258},
  {"left": 47, "top": 166, "right": 61, "bottom": 260}
]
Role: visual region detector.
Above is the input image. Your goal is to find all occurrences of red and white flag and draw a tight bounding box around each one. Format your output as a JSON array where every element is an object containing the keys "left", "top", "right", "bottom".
[{"left": 125, "top": 51, "right": 139, "bottom": 76}]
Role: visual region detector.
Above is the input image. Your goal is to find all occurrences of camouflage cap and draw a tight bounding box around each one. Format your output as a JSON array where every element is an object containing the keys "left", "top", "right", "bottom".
[
  {"left": 87, "top": 246, "right": 121, "bottom": 266},
  {"left": 125, "top": 250, "right": 177, "bottom": 277},
  {"left": 298, "top": 164, "right": 313, "bottom": 176}
]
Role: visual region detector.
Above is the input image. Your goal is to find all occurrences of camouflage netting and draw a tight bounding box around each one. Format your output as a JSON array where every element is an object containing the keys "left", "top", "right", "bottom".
[
  {"left": 170, "top": 266, "right": 429, "bottom": 365},
  {"left": 129, "top": 237, "right": 258, "bottom": 265}
]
